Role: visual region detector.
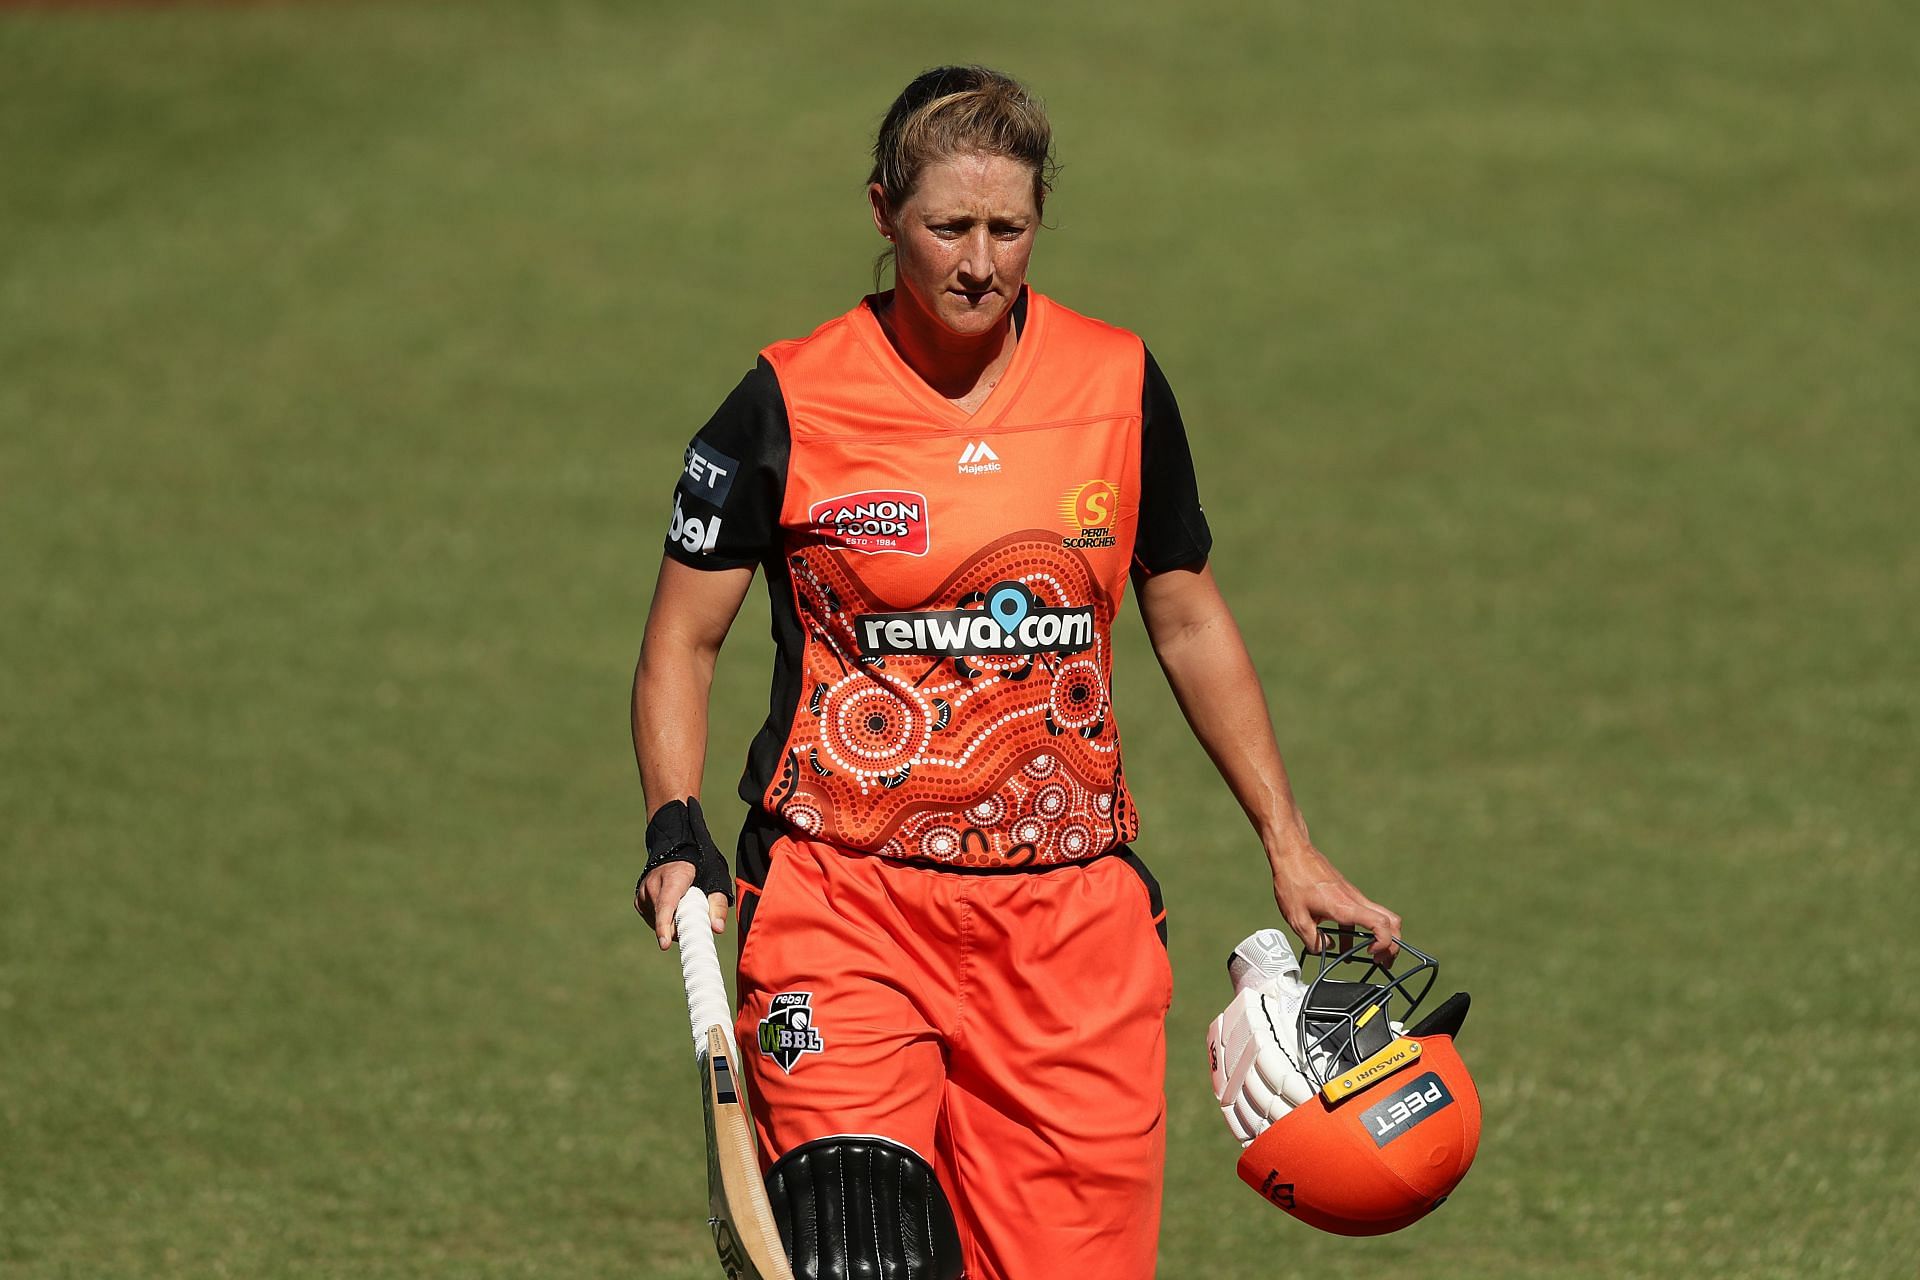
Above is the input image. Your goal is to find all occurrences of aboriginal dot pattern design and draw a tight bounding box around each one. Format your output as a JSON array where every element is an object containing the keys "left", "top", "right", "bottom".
[{"left": 765, "top": 533, "right": 1137, "bottom": 867}]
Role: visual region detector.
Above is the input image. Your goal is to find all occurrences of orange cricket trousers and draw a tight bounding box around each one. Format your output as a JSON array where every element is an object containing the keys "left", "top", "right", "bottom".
[{"left": 734, "top": 835, "right": 1172, "bottom": 1280}]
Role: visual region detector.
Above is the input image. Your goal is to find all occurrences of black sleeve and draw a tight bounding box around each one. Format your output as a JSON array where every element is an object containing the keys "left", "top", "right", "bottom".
[
  {"left": 662, "top": 359, "right": 790, "bottom": 570},
  {"left": 1132, "top": 346, "right": 1213, "bottom": 577}
]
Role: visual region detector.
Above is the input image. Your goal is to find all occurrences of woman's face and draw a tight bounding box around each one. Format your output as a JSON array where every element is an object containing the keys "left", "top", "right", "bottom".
[{"left": 872, "top": 152, "right": 1039, "bottom": 340}]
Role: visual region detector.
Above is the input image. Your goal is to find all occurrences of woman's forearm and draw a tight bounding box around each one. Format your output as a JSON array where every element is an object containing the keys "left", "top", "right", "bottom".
[
  {"left": 632, "top": 637, "right": 718, "bottom": 816},
  {"left": 1139, "top": 564, "right": 1402, "bottom": 955},
  {"left": 1148, "top": 608, "right": 1310, "bottom": 858},
  {"left": 630, "top": 558, "right": 755, "bottom": 817}
]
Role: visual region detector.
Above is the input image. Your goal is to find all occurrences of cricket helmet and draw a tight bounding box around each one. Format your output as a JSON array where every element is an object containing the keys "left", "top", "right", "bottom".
[{"left": 1236, "top": 930, "right": 1480, "bottom": 1236}]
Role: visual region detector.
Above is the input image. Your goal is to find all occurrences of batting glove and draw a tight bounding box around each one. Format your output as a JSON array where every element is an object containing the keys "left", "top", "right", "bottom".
[
  {"left": 1207, "top": 929, "right": 1320, "bottom": 1146},
  {"left": 638, "top": 797, "right": 734, "bottom": 905}
]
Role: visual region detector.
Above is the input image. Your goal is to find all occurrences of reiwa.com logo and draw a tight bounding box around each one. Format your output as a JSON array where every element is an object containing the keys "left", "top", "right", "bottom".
[
  {"left": 856, "top": 582, "right": 1094, "bottom": 658},
  {"left": 807, "top": 490, "right": 930, "bottom": 556}
]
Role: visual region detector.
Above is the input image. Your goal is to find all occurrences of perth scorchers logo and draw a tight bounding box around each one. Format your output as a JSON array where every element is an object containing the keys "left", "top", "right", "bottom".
[
  {"left": 1060, "top": 480, "right": 1119, "bottom": 549},
  {"left": 808, "top": 490, "right": 931, "bottom": 556}
]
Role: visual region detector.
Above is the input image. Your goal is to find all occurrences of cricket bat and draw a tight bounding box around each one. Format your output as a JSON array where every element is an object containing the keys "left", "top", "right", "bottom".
[{"left": 674, "top": 888, "right": 794, "bottom": 1280}]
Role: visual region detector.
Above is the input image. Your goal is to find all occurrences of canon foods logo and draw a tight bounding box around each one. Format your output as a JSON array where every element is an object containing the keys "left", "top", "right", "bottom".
[
  {"left": 856, "top": 582, "right": 1094, "bottom": 658},
  {"left": 807, "top": 490, "right": 931, "bottom": 556}
]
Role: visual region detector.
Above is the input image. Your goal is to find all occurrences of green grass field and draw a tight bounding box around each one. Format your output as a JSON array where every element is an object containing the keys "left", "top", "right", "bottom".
[{"left": 3, "top": 2, "right": 1915, "bottom": 1276}]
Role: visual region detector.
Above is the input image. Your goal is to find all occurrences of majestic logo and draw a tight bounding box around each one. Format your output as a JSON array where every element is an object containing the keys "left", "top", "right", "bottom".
[
  {"left": 807, "top": 490, "right": 931, "bottom": 556},
  {"left": 757, "top": 992, "right": 825, "bottom": 1073},
  {"left": 856, "top": 581, "right": 1095, "bottom": 658},
  {"left": 1059, "top": 480, "right": 1119, "bottom": 549},
  {"left": 1358, "top": 1071, "right": 1455, "bottom": 1148},
  {"left": 680, "top": 439, "right": 737, "bottom": 504},
  {"left": 957, "top": 441, "right": 1001, "bottom": 475},
  {"left": 668, "top": 493, "right": 722, "bottom": 555}
]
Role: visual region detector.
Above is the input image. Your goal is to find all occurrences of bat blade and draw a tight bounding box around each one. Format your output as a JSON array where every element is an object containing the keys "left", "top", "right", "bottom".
[
  {"left": 677, "top": 887, "right": 793, "bottom": 1280},
  {"left": 698, "top": 1026, "right": 791, "bottom": 1279}
]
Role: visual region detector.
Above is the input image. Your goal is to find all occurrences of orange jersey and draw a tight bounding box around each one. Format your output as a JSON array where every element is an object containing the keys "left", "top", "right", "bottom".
[{"left": 664, "top": 288, "right": 1210, "bottom": 868}]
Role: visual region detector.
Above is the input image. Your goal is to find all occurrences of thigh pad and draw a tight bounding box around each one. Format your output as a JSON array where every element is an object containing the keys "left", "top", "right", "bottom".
[{"left": 764, "top": 1135, "right": 964, "bottom": 1280}]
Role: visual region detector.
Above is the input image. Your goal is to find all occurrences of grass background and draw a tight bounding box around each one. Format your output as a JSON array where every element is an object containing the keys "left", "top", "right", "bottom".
[{"left": 2, "top": 2, "right": 1915, "bottom": 1276}]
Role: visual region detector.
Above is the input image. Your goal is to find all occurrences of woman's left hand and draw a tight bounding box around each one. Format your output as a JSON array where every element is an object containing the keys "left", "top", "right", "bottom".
[{"left": 1268, "top": 841, "right": 1401, "bottom": 963}]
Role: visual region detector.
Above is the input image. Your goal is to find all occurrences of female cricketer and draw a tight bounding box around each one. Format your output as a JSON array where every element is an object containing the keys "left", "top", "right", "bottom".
[{"left": 633, "top": 65, "right": 1401, "bottom": 1280}]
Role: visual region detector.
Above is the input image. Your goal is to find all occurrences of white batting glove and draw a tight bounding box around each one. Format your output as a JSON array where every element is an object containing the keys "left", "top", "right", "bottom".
[{"left": 1208, "top": 930, "right": 1318, "bottom": 1146}]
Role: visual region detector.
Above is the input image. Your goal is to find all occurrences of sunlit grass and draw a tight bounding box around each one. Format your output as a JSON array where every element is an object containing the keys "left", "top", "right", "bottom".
[{"left": 2, "top": 2, "right": 1915, "bottom": 1276}]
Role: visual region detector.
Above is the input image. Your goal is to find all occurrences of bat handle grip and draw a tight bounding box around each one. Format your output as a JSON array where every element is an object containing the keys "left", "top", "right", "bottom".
[{"left": 675, "top": 886, "right": 737, "bottom": 1062}]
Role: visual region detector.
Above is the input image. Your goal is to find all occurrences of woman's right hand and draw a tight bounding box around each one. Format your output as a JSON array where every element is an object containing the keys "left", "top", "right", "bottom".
[{"left": 634, "top": 861, "right": 730, "bottom": 951}]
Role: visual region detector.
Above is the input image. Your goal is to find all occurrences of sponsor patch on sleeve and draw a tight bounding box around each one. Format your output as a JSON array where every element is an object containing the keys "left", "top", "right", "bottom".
[
  {"left": 679, "top": 439, "right": 738, "bottom": 505},
  {"left": 667, "top": 493, "right": 724, "bottom": 555}
]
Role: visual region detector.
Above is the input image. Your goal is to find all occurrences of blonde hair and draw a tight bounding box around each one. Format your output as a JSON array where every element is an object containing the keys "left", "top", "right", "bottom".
[{"left": 870, "top": 65, "right": 1056, "bottom": 209}]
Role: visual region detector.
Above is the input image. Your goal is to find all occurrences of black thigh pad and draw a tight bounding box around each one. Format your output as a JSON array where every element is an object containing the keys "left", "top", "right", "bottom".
[{"left": 764, "top": 1135, "right": 964, "bottom": 1280}]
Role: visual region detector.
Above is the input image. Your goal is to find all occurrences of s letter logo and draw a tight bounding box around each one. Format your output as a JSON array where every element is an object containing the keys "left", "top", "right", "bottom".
[{"left": 1060, "top": 480, "right": 1120, "bottom": 549}]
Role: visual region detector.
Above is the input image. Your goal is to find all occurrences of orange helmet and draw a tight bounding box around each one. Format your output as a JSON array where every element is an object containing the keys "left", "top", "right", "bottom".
[{"left": 1235, "top": 931, "right": 1481, "bottom": 1236}]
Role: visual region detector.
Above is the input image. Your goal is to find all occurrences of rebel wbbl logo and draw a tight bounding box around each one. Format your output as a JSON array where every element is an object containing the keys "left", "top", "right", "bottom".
[{"left": 757, "top": 992, "right": 826, "bottom": 1073}]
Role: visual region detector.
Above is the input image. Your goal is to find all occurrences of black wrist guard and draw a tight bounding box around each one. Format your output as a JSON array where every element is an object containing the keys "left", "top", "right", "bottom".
[{"left": 640, "top": 797, "right": 734, "bottom": 903}]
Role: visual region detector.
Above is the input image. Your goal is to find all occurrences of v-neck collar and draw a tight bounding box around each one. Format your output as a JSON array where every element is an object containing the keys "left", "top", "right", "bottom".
[{"left": 853, "top": 286, "right": 1045, "bottom": 431}]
